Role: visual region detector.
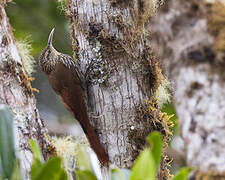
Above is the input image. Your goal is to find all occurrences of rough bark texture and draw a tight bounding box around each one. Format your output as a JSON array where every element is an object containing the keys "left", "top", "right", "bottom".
[
  {"left": 66, "top": 0, "right": 171, "bottom": 178},
  {"left": 0, "top": 2, "right": 51, "bottom": 178},
  {"left": 151, "top": 0, "right": 225, "bottom": 178}
]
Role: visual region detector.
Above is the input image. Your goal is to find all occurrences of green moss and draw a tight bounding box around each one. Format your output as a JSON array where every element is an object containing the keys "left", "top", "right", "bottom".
[
  {"left": 162, "top": 103, "right": 178, "bottom": 134},
  {"left": 128, "top": 100, "right": 174, "bottom": 178},
  {"left": 6, "top": 0, "right": 72, "bottom": 57},
  {"left": 57, "top": 0, "right": 69, "bottom": 15}
]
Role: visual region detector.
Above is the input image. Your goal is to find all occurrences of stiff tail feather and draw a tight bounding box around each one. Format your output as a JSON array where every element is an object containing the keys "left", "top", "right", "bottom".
[
  {"left": 80, "top": 121, "right": 109, "bottom": 165},
  {"left": 59, "top": 93, "right": 109, "bottom": 165}
]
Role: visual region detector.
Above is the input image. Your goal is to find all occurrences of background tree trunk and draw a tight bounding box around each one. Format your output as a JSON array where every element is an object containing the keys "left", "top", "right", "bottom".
[
  {"left": 66, "top": 0, "right": 172, "bottom": 179},
  {"left": 0, "top": 2, "right": 51, "bottom": 178},
  {"left": 151, "top": 0, "right": 225, "bottom": 178}
]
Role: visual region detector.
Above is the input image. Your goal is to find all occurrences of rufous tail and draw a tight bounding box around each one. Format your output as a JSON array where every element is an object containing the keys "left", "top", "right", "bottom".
[
  {"left": 59, "top": 92, "right": 109, "bottom": 165},
  {"left": 79, "top": 120, "right": 109, "bottom": 165}
]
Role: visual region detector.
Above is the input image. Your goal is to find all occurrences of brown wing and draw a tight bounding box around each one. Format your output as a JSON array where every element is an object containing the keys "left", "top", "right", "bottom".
[
  {"left": 48, "top": 62, "right": 109, "bottom": 164},
  {"left": 48, "top": 62, "right": 87, "bottom": 122},
  {"left": 58, "top": 53, "right": 86, "bottom": 91}
]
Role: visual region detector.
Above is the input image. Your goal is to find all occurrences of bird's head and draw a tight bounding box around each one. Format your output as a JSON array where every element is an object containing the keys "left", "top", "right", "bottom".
[{"left": 39, "top": 28, "right": 59, "bottom": 73}]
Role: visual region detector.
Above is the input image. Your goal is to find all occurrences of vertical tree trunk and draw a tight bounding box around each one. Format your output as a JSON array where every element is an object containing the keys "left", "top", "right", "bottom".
[
  {"left": 0, "top": 2, "right": 51, "bottom": 178},
  {"left": 66, "top": 0, "right": 172, "bottom": 179},
  {"left": 151, "top": 0, "right": 225, "bottom": 178}
]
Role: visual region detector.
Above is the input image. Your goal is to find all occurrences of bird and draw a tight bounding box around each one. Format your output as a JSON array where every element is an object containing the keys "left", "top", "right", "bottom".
[{"left": 39, "top": 28, "right": 109, "bottom": 165}]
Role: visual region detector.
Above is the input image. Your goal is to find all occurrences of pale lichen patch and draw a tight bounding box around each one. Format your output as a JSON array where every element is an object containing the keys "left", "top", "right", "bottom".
[
  {"left": 16, "top": 39, "right": 36, "bottom": 76},
  {"left": 155, "top": 77, "right": 172, "bottom": 108},
  {"left": 52, "top": 136, "right": 89, "bottom": 179}
]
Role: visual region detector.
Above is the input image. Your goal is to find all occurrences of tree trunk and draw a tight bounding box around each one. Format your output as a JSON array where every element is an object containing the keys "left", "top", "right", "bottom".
[
  {"left": 151, "top": 0, "right": 225, "bottom": 178},
  {"left": 66, "top": 0, "right": 172, "bottom": 179},
  {"left": 0, "top": 2, "right": 51, "bottom": 179}
]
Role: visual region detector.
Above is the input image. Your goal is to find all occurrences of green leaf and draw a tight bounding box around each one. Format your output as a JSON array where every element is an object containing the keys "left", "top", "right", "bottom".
[
  {"left": 76, "top": 170, "right": 97, "bottom": 180},
  {"left": 29, "top": 140, "right": 67, "bottom": 180},
  {"left": 147, "top": 131, "right": 162, "bottom": 169},
  {"left": 30, "top": 159, "right": 43, "bottom": 180},
  {"left": 29, "top": 139, "right": 43, "bottom": 162},
  {"left": 31, "top": 156, "right": 66, "bottom": 180},
  {"left": 0, "top": 105, "right": 16, "bottom": 179},
  {"left": 172, "top": 167, "right": 192, "bottom": 180},
  {"left": 111, "top": 168, "right": 130, "bottom": 180},
  {"left": 10, "top": 160, "right": 21, "bottom": 180},
  {"left": 130, "top": 149, "right": 155, "bottom": 180},
  {"left": 29, "top": 139, "right": 44, "bottom": 180},
  {"left": 76, "top": 145, "right": 91, "bottom": 171},
  {"left": 58, "top": 170, "right": 68, "bottom": 180}
]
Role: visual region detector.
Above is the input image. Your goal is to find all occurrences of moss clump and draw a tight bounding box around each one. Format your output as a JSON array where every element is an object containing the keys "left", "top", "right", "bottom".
[
  {"left": 52, "top": 136, "right": 89, "bottom": 179},
  {"left": 109, "top": 0, "right": 133, "bottom": 8},
  {"left": 57, "top": 0, "right": 69, "bottom": 15},
  {"left": 16, "top": 39, "right": 36, "bottom": 76},
  {"left": 146, "top": 51, "right": 172, "bottom": 108},
  {"left": 214, "top": 30, "right": 225, "bottom": 52},
  {"left": 138, "top": 0, "right": 164, "bottom": 27},
  {"left": 155, "top": 78, "right": 171, "bottom": 108},
  {"left": 128, "top": 99, "right": 174, "bottom": 178},
  {"left": 6, "top": 57, "right": 39, "bottom": 95},
  {"left": 128, "top": 100, "right": 173, "bottom": 155},
  {"left": 207, "top": 2, "right": 225, "bottom": 52},
  {"left": 194, "top": 171, "right": 225, "bottom": 180}
]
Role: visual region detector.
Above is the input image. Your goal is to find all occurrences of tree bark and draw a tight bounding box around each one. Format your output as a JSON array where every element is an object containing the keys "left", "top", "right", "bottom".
[
  {"left": 66, "top": 0, "right": 172, "bottom": 179},
  {"left": 0, "top": 2, "right": 51, "bottom": 179},
  {"left": 151, "top": 0, "right": 225, "bottom": 178}
]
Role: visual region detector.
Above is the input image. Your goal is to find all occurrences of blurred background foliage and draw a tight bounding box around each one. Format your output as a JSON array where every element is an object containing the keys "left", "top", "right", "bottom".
[{"left": 6, "top": 0, "right": 72, "bottom": 56}]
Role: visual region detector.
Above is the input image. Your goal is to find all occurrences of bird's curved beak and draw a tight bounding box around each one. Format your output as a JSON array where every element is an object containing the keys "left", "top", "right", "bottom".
[{"left": 48, "top": 28, "right": 55, "bottom": 46}]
